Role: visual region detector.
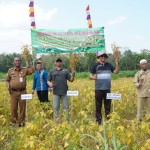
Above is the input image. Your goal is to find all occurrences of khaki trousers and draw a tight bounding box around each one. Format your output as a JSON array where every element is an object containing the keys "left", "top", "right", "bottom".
[
  {"left": 137, "top": 97, "right": 150, "bottom": 120},
  {"left": 10, "top": 90, "right": 26, "bottom": 124}
]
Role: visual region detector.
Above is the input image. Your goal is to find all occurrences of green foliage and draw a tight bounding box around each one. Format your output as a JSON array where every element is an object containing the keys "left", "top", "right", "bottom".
[
  {"left": 1, "top": 49, "right": 150, "bottom": 73},
  {"left": 0, "top": 70, "right": 138, "bottom": 81},
  {"left": 0, "top": 73, "right": 5, "bottom": 79}
]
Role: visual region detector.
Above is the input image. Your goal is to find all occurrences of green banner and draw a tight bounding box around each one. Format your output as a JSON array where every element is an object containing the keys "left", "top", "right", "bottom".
[{"left": 31, "top": 27, "right": 105, "bottom": 53}]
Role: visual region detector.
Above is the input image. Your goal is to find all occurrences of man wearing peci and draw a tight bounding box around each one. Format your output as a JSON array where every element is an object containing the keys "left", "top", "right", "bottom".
[{"left": 133, "top": 59, "right": 150, "bottom": 121}]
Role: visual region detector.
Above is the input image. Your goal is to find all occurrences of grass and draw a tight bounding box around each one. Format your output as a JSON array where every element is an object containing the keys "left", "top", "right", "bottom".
[
  {"left": 75, "top": 70, "right": 138, "bottom": 79},
  {"left": 0, "top": 73, "right": 6, "bottom": 79},
  {"left": 0, "top": 70, "right": 138, "bottom": 81}
]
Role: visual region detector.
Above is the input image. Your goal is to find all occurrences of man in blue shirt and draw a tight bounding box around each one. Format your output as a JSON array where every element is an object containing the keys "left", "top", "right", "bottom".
[
  {"left": 32, "top": 61, "right": 49, "bottom": 102},
  {"left": 90, "top": 52, "right": 119, "bottom": 125}
]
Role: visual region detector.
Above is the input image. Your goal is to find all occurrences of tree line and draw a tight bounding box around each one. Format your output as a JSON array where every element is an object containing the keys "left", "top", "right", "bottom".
[{"left": 0, "top": 49, "right": 150, "bottom": 73}]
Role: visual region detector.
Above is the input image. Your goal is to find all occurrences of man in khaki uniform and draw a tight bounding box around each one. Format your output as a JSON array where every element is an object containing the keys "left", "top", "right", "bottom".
[
  {"left": 6, "top": 56, "right": 34, "bottom": 127},
  {"left": 133, "top": 59, "right": 150, "bottom": 121}
]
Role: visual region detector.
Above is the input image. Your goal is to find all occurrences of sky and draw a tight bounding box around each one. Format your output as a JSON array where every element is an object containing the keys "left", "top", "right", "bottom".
[{"left": 0, "top": 0, "right": 150, "bottom": 54}]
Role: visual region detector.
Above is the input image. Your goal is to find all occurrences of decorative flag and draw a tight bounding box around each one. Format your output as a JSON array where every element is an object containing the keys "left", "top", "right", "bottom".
[
  {"left": 29, "top": 0, "right": 36, "bottom": 29},
  {"left": 86, "top": 5, "right": 93, "bottom": 28}
]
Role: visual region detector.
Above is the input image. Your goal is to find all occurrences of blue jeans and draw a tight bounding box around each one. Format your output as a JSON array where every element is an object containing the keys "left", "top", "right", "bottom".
[{"left": 53, "top": 95, "right": 69, "bottom": 122}]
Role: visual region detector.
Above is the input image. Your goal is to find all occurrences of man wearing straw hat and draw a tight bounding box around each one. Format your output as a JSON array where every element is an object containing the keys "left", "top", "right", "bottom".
[
  {"left": 90, "top": 52, "right": 119, "bottom": 125},
  {"left": 133, "top": 59, "right": 150, "bottom": 121}
]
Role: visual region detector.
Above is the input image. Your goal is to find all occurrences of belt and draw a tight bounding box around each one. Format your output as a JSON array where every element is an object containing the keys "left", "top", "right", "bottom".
[{"left": 11, "top": 89, "right": 26, "bottom": 92}]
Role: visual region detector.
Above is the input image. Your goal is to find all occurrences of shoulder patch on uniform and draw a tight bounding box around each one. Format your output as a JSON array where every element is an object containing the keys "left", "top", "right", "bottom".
[
  {"left": 8, "top": 68, "right": 13, "bottom": 71},
  {"left": 136, "top": 71, "right": 141, "bottom": 74},
  {"left": 135, "top": 71, "right": 143, "bottom": 77}
]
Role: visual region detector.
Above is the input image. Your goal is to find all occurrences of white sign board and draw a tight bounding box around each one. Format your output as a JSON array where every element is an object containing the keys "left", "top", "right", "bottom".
[
  {"left": 21, "top": 94, "right": 32, "bottom": 100},
  {"left": 67, "top": 91, "right": 79, "bottom": 96},
  {"left": 106, "top": 93, "right": 121, "bottom": 100}
]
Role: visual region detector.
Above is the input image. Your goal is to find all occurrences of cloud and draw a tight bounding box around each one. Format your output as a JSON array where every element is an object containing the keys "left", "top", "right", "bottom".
[
  {"left": 107, "top": 16, "right": 127, "bottom": 25},
  {"left": 0, "top": 2, "right": 58, "bottom": 53},
  {"left": 134, "top": 35, "right": 143, "bottom": 40},
  {"left": 34, "top": 6, "right": 58, "bottom": 28}
]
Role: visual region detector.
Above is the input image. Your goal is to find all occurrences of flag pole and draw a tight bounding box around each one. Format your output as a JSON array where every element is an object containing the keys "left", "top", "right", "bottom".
[
  {"left": 29, "top": 0, "right": 37, "bottom": 65},
  {"left": 25, "top": 0, "right": 37, "bottom": 122}
]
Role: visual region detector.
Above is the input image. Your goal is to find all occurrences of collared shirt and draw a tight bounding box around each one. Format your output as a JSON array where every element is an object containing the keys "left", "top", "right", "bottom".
[
  {"left": 133, "top": 70, "right": 150, "bottom": 97},
  {"left": 6, "top": 66, "right": 34, "bottom": 90},
  {"left": 90, "top": 62, "right": 115, "bottom": 90},
  {"left": 32, "top": 70, "right": 48, "bottom": 91},
  {"left": 48, "top": 68, "right": 71, "bottom": 96}
]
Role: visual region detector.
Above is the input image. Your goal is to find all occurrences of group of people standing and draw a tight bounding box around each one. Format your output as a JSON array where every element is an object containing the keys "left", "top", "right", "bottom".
[
  {"left": 5, "top": 52, "right": 150, "bottom": 127},
  {"left": 6, "top": 56, "right": 75, "bottom": 127}
]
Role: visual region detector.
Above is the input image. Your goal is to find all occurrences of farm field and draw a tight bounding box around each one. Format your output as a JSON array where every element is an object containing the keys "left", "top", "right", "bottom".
[{"left": 0, "top": 78, "right": 150, "bottom": 150}]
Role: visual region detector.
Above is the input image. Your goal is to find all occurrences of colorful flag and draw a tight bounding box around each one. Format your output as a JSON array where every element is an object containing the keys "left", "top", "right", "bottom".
[
  {"left": 86, "top": 5, "right": 92, "bottom": 28},
  {"left": 29, "top": 0, "right": 36, "bottom": 29}
]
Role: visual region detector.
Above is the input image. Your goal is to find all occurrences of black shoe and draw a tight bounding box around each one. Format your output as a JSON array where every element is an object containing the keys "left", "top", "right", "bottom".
[
  {"left": 96, "top": 120, "right": 102, "bottom": 125},
  {"left": 18, "top": 123, "right": 25, "bottom": 127}
]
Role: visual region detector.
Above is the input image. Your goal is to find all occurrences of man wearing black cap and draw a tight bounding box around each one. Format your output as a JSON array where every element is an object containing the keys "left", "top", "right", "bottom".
[
  {"left": 90, "top": 52, "right": 119, "bottom": 125},
  {"left": 47, "top": 57, "right": 75, "bottom": 122}
]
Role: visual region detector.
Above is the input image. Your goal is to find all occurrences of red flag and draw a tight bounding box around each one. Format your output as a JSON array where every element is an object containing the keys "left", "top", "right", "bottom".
[
  {"left": 29, "top": 12, "right": 34, "bottom": 17},
  {"left": 86, "top": 5, "right": 89, "bottom": 11},
  {"left": 89, "top": 24, "right": 92, "bottom": 28}
]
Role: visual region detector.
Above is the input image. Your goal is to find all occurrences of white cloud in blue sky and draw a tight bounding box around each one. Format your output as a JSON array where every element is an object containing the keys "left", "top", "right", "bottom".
[
  {"left": 107, "top": 16, "right": 127, "bottom": 26},
  {"left": 0, "top": 1, "right": 58, "bottom": 53}
]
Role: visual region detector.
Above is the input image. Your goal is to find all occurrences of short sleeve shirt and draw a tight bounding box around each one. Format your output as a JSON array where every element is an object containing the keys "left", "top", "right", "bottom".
[
  {"left": 90, "top": 62, "right": 115, "bottom": 90},
  {"left": 48, "top": 68, "right": 71, "bottom": 95},
  {"left": 6, "top": 67, "right": 34, "bottom": 90}
]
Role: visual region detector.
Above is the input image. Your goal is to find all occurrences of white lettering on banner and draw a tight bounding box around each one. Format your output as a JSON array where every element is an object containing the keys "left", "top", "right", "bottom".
[
  {"left": 106, "top": 93, "right": 121, "bottom": 100},
  {"left": 67, "top": 91, "right": 79, "bottom": 96},
  {"left": 21, "top": 94, "right": 32, "bottom": 100}
]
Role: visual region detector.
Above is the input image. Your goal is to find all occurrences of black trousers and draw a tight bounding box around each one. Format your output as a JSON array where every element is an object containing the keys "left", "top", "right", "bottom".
[
  {"left": 37, "top": 90, "right": 48, "bottom": 102},
  {"left": 95, "top": 90, "right": 111, "bottom": 124}
]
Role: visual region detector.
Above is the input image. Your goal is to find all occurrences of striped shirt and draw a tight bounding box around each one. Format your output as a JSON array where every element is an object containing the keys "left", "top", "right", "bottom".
[{"left": 91, "top": 62, "right": 115, "bottom": 90}]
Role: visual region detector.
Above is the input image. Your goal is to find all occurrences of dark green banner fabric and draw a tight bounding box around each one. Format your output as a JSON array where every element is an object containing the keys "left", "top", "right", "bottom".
[{"left": 31, "top": 27, "right": 105, "bottom": 53}]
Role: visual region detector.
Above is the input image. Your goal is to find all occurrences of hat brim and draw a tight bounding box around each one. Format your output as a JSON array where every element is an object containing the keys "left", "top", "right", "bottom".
[
  {"left": 55, "top": 59, "right": 62, "bottom": 62},
  {"left": 97, "top": 53, "right": 108, "bottom": 58}
]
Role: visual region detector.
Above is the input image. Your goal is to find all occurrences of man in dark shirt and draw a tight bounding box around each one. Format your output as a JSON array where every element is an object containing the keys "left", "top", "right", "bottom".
[
  {"left": 47, "top": 57, "right": 75, "bottom": 122},
  {"left": 90, "top": 52, "right": 119, "bottom": 125}
]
